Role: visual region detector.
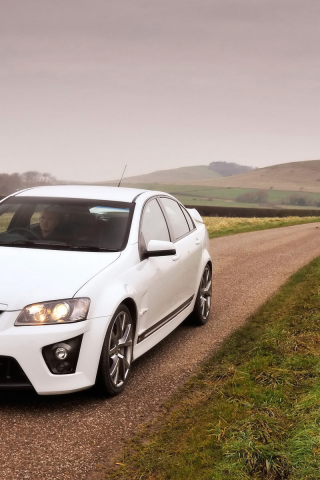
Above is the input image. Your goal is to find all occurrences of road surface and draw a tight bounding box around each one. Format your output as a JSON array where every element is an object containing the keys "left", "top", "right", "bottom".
[{"left": 1, "top": 222, "right": 320, "bottom": 480}]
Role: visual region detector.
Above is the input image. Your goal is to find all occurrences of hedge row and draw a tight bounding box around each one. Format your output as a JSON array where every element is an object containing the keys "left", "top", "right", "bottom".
[{"left": 184, "top": 204, "right": 320, "bottom": 218}]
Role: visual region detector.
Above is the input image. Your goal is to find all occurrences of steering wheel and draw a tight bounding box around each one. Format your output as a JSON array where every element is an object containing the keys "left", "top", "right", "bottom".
[{"left": 8, "top": 228, "right": 40, "bottom": 240}]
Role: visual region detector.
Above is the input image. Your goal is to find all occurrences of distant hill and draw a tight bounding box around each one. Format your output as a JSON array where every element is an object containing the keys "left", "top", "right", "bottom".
[
  {"left": 102, "top": 165, "right": 222, "bottom": 185},
  {"left": 96, "top": 160, "right": 320, "bottom": 193},
  {"left": 209, "top": 161, "right": 254, "bottom": 177},
  {"left": 193, "top": 160, "right": 320, "bottom": 192},
  {"left": 104, "top": 162, "right": 255, "bottom": 185}
]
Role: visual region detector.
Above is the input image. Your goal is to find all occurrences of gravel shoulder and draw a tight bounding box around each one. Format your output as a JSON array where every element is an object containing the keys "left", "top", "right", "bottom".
[{"left": 1, "top": 222, "right": 320, "bottom": 480}]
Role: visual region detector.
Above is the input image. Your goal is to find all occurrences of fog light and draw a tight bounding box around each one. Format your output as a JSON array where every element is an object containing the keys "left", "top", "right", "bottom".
[
  {"left": 42, "top": 335, "right": 83, "bottom": 375},
  {"left": 55, "top": 347, "right": 68, "bottom": 360}
]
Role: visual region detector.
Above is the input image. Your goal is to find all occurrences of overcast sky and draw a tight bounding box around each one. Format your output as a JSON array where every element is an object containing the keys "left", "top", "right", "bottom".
[{"left": 1, "top": 0, "right": 320, "bottom": 182}]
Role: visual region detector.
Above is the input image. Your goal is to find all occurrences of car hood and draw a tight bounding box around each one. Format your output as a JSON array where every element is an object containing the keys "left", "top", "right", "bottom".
[{"left": 0, "top": 247, "right": 121, "bottom": 311}]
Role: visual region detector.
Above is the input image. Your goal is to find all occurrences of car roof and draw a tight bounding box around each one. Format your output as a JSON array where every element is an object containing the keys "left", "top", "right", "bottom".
[{"left": 13, "top": 185, "right": 149, "bottom": 203}]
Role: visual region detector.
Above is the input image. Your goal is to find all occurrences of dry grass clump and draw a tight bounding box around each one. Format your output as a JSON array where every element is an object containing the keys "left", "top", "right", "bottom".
[
  {"left": 204, "top": 216, "right": 316, "bottom": 230},
  {"left": 203, "top": 216, "right": 320, "bottom": 238}
]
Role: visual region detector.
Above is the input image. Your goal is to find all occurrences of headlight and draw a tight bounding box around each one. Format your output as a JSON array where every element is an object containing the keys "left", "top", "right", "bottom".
[{"left": 15, "top": 298, "right": 90, "bottom": 326}]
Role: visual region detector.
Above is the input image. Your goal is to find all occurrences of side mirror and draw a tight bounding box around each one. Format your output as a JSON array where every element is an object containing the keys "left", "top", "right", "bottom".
[{"left": 143, "top": 240, "right": 176, "bottom": 259}]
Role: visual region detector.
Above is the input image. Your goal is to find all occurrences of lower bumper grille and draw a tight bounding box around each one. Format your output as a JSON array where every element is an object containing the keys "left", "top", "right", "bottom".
[{"left": 0, "top": 356, "right": 33, "bottom": 389}]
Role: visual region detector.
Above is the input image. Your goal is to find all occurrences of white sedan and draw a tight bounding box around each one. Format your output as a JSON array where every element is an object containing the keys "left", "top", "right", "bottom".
[{"left": 0, "top": 186, "right": 212, "bottom": 396}]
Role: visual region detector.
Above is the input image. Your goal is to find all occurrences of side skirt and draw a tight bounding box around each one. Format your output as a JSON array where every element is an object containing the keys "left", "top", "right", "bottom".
[{"left": 133, "top": 295, "right": 194, "bottom": 360}]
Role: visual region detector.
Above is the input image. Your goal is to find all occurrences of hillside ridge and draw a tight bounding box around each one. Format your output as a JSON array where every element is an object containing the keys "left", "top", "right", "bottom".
[
  {"left": 194, "top": 159, "right": 320, "bottom": 192},
  {"left": 103, "top": 159, "right": 320, "bottom": 193},
  {"left": 101, "top": 162, "right": 254, "bottom": 185},
  {"left": 114, "top": 165, "right": 221, "bottom": 184}
]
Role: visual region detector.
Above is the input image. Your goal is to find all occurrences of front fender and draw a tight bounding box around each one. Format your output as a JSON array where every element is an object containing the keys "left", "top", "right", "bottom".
[{"left": 76, "top": 244, "right": 141, "bottom": 321}]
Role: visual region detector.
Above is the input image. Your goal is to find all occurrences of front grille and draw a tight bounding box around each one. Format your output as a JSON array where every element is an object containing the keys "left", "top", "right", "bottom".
[{"left": 0, "top": 356, "right": 33, "bottom": 389}]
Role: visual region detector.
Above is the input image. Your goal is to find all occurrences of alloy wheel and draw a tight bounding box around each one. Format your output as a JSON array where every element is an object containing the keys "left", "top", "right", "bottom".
[
  {"left": 108, "top": 311, "right": 133, "bottom": 388},
  {"left": 199, "top": 266, "right": 212, "bottom": 320}
]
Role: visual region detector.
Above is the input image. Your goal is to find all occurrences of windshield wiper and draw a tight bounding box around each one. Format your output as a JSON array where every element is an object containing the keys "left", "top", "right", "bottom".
[
  {"left": 0, "top": 240, "right": 119, "bottom": 251},
  {"left": 69, "top": 245, "right": 119, "bottom": 252},
  {"left": 1, "top": 240, "right": 70, "bottom": 248}
]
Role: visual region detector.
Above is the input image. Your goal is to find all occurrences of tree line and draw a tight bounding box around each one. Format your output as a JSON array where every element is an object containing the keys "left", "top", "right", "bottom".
[
  {"left": 0, "top": 171, "right": 57, "bottom": 196},
  {"left": 209, "top": 161, "right": 254, "bottom": 177}
]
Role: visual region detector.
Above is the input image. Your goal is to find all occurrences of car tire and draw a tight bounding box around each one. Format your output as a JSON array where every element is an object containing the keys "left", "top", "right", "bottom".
[
  {"left": 96, "top": 304, "right": 133, "bottom": 396},
  {"left": 190, "top": 264, "right": 212, "bottom": 326}
]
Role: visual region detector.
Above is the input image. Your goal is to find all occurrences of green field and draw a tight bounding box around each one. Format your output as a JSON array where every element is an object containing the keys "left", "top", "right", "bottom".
[
  {"left": 121, "top": 183, "right": 320, "bottom": 209},
  {"left": 109, "top": 258, "right": 320, "bottom": 480}
]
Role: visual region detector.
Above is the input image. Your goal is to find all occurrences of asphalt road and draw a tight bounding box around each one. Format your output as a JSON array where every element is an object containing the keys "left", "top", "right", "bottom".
[{"left": 1, "top": 222, "right": 320, "bottom": 480}]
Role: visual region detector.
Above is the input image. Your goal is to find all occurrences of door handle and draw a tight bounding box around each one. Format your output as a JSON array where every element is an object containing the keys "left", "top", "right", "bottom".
[
  {"left": 172, "top": 253, "right": 181, "bottom": 261},
  {"left": 195, "top": 238, "right": 201, "bottom": 245}
]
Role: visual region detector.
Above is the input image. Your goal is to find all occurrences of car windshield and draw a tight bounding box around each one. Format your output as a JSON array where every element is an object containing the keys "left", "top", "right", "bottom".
[{"left": 0, "top": 197, "right": 133, "bottom": 251}]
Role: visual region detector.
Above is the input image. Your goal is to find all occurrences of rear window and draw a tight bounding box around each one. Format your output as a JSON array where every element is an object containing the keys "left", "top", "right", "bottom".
[{"left": 159, "top": 197, "right": 190, "bottom": 240}]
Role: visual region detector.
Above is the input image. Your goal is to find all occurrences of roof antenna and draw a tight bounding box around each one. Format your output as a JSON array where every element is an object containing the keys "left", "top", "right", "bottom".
[{"left": 118, "top": 165, "right": 127, "bottom": 187}]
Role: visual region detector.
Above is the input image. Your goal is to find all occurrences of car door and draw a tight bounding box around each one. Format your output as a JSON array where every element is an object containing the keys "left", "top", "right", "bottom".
[
  {"left": 158, "top": 197, "right": 202, "bottom": 303},
  {"left": 137, "top": 197, "right": 181, "bottom": 337}
]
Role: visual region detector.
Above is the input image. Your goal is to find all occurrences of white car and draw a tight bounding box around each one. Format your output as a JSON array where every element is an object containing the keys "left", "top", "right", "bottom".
[{"left": 0, "top": 186, "right": 212, "bottom": 396}]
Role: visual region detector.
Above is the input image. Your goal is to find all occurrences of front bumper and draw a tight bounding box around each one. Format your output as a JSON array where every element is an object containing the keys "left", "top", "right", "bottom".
[{"left": 0, "top": 311, "right": 111, "bottom": 394}]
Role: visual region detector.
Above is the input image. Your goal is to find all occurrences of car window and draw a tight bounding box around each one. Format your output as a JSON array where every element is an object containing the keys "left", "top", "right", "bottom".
[
  {"left": 140, "top": 198, "right": 170, "bottom": 247},
  {"left": 0, "top": 197, "right": 133, "bottom": 251},
  {"left": 180, "top": 206, "right": 195, "bottom": 231},
  {"left": 160, "top": 197, "right": 190, "bottom": 240}
]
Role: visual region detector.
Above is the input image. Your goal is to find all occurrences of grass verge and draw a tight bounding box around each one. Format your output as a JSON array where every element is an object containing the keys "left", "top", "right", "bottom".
[
  {"left": 203, "top": 216, "right": 320, "bottom": 239},
  {"left": 108, "top": 257, "right": 320, "bottom": 480}
]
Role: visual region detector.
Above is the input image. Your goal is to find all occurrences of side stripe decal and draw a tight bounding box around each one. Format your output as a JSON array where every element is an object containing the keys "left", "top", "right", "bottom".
[{"left": 137, "top": 295, "right": 194, "bottom": 343}]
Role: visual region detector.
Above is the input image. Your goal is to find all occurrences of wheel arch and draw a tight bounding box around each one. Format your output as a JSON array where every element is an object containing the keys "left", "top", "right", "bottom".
[{"left": 121, "top": 297, "right": 138, "bottom": 334}]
